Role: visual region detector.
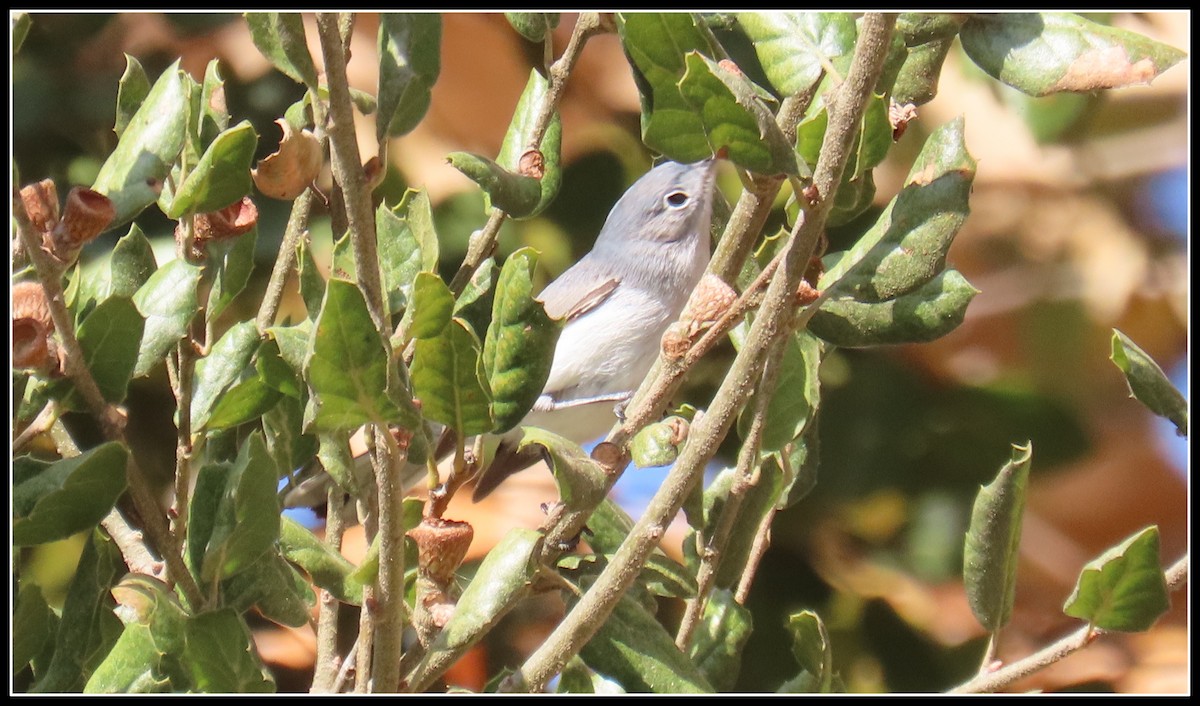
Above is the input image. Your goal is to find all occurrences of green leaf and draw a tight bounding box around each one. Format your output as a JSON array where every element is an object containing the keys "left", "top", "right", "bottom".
[
  {"left": 279, "top": 516, "right": 364, "bottom": 605},
  {"left": 780, "top": 414, "right": 820, "bottom": 508},
  {"left": 676, "top": 52, "right": 800, "bottom": 176},
  {"left": 297, "top": 238, "right": 326, "bottom": 320},
  {"left": 245, "top": 12, "right": 318, "bottom": 88},
  {"left": 483, "top": 248, "right": 562, "bottom": 431},
  {"left": 404, "top": 272, "right": 454, "bottom": 339},
  {"left": 198, "top": 59, "right": 229, "bottom": 147},
  {"left": 131, "top": 258, "right": 202, "bottom": 377},
  {"left": 429, "top": 528, "right": 542, "bottom": 652},
  {"left": 454, "top": 258, "right": 498, "bottom": 340},
  {"left": 896, "top": 12, "right": 967, "bottom": 46},
  {"left": 205, "top": 378, "right": 281, "bottom": 431},
  {"left": 269, "top": 318, "right": 313, "bottom": 372},
  {"left": 736, "top": 12, "right": 857, "bottom": 98},
  {"left": 67, "top": 297, "right": 144, "bottom": 407},
  {"left": 893, "top": 37, "right": 954, "bottom": 105},
  {"left": 197, "top": 433, "right": 280, "bottom": 582},
  {"left": 617, "top": 13, "right": 714, "bottom": 163},
  {"left": 731, "top": 327, "right": 822, "bottom": 454},
  {"left": 92, "top": 61, "right": 187, "bottom": 227},
  {"left": 1063, "top": 526, "right": 1170, "bottom": 632},
  {"left": 579, "top": 592, "right": 713, "bottom": 693},
  {"left": 304, "top": 279, "right": 410, "bottom": 432},
  {"left": 1110, "top": 330, "right": 1187, "bottom": 437},
  {"left": 808, "top": 269, "right": 978, "bottom": 347},
  {"left": 688, "top": 589, "right": 753, "bottom": 692},
  {"left": 167, "top": 121, "right": 257, "bottom": 217},
  {"left": 115, "top": 54, "right": 151, "bottom": 138},
  {"left": 376, "top": 13, "right": 442, "bottom": 139},
  {"left": 262, "top": 394, "right": 318, "bottom": 479},
  {"left": 795, "top": 92, "right": 890, "bottom": 181},
  {"left": 206, "top": 226, "right": 257, "bottom": 319},
  {"left": 447, "top": 151, "right": 543, "bottom": 218},
  {"left": 255, "top": 338, "right": 302, "bottom": 398},
  {"left": 181, "top": 610, "right": 275, "bottom": 692},
  {"left": 490, "top": 69, "right": 563, "bottom": 217},
  {"left": 959, "top": 12, "right": 1187, "bottom": 97},
  {"left": 84, "top": 575, "right": 188, "bottom": 693},
  {"left": 222, "top": 551, "right": 314, "bottom": 628},
  {"left": 187, "top": 463, "right": 228, "bottom": 576},
  {"left": 411, "top": 317, "right": 494, "bottom": 436},
  {"left": 505, "top": 12, "right": 560, "bottom": 42},
  {"left": 377, "top": 188, "right": 439, "bottom": 315},
  {"left": 512, "top": 427, "right": 607, "bottom": 508},
  {"left": 964, "top": 442, "right": 1033, "bottom": 632},
  {"left": 780, "top": 609, "right": 834, "bottom": 693},
  {"left": 819, "top": 117, "right": 975, "bottom": 301},
  {"left": 630, "top": 419, "right": 683, "bottom": 469},
  {"left": 13, "top": 443, "right": 128, "bottom": 546},
  {"left": 14, "top": 582, "right": 55, "bottom": 674},
  {"left": 107, "top": 224, "right": 158, "bottom": 300},
  {"left": 31, "top": 531, "right": 124, "bottom": 692},
  {"left": 192, "top": 321, "right": 260, "bottom": 430},
  {"left": 700, "top": 461, "right": 786, "bottom": 588}
]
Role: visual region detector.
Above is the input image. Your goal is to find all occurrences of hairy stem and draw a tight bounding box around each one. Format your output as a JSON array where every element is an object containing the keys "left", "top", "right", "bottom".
[
  {"left": 311, "top": 489, "right": 347, "bottom": 693},
  {"left": 371, "top": 426, "right": 411, "bottom": 691}
]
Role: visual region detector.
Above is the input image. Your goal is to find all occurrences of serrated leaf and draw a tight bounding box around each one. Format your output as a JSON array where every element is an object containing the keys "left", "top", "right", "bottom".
[
  {"left": 448, "top": 151, "right": 543, "bottom": 218},
  {"left": 960, "top": 12, "right": 1187, "bottom": 97},
  {"left": 736, "top": 12, "right": 857, "bottom": 98},
  {"left": 689, "top": 589, "right": 753, "bottom": 692},
  {"left": 1110, "top": 330, "right": 1187, "bottom": 437},
  {"left": 1063, "top": 525, "right": 1170, "bottom": 632},
  {"left": 66, "top": 297, "right": 144, "bottom": 407},
  {"left": 115, "top": 54, "right": 150, "bottom": 138},
  {"left": 167, "top": 121, "right": 257, "bottom": 217},
  {"left": 131, "top": 258, "right": 202, "bottom": 377},
  {"left": 781, "top": 609, "right": 833, "bottom": 693},
  {"left": 13, "top": 443, "right": 128, "bottom": 546},
  {"left": 245, "top": 12, "right": 318, "bottom": 88},
  {"left": 181, "top": 610, "right": 275, "bottom": 692},
  {"left": 206, "top": 226, "right": 258, "bottom": 319},
  {"left": 579, "top": 592, "right": 713, "bottom": 693},
  {"left": 505, "top": 12, "right": 560, "bottom": 42},
  {"left": 92, "top": 61, "right": 187, "bottom": 227},
  {"left": 304, "top": 279, "right": 410, "bottom": 432},
  {"left": 404, "top": 272, "right": 454, "bottom": 339},
  {"left": 809, "top": 269, "right": 978, "bottom": 347},
  {"left": 490, "top": 69, "right": 563, "bottom": 217},
  {"left": 31, "top": 531, "right": 124, "bottom": 692},
  {"left": 378, "top": 188, "right": 439, "bottom": 315},
  {"left": 377, "top": 13, "right": 442, "bottom": 139},
  {"left": 411, "top": 317, "right": 493, "bottom": 436},
  {"left": 279, "top": 516, "right": 364, "bottom": 605},
  {"left": 107, "top": 224, "right": 158, "bottom": 300},
  {"left": 483, "top": 248, "right": 562, "bottom": 431},
  {"left": 964, "top": 442, "right": 1033, "bottom": 632},
  {"left": 192, "top": 321, "right": 260, "bottom": 430}
]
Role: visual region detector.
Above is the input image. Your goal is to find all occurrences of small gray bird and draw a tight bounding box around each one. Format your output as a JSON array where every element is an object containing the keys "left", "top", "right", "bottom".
[
  {"left": 283, "top": 158, "right": 718, "bottom": 511},
  {"left": 472, "top": 157, "right": 719, "bottom": 499}
]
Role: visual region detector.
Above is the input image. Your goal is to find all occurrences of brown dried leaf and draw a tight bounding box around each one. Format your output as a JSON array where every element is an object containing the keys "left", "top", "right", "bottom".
[{"left": 252, "top": 118, "right": 322, "bottom": 200}]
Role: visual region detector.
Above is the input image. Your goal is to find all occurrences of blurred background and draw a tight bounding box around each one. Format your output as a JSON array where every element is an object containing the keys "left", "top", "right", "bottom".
[{"left": 12, "top": 11, "right": 1188, "bottom": 693}]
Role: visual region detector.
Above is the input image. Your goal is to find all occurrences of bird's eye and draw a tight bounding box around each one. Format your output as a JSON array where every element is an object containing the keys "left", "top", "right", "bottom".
[{"left": 665, "top": 191, "right": 690, "bottom": 209}]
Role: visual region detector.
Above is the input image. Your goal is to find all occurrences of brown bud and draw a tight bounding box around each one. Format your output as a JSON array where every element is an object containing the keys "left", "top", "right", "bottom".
[
  {"left": 518, "top": 149, "right": 545, "bottom": 179},
  {"left": 795, "top": 280, "right": 820, "bottom": 307},
  {"left": 51, "top": 187, "right": 115, "bottom": 255},
  {"left": 889, "top": 101, "right": 918, "bottom": 142},
  {"left": 664, "top": 415, "right": 690, "bottom": 445},
  {"left": 425, "top": 595, "right": 457, "bottom": 629},
  {"left": 194, "top": 196, "right": 259, "bottom": 243},
  {"left": 408, "top": 517, "right": 474, "bottom": 585},
  {"left": 718, "top": 58, "right": 743, "bottom": 76},
  {"left": 802, "top": 183, "right": 821, "bottom": 205},
  {"left": 661, "top": 322, "right": 690, "bottom": 359},
  {"left": 363, "top": 155, "right": 385, "bottom": 191},
  {"left": 20, "top": 178, "right": 60, "bottom": 233},
  {"left": 252, "top": 119, "right": 323, "bottom": 200},
  {"left": 681, "top": 273, "right": 736, "bottom": 337}
]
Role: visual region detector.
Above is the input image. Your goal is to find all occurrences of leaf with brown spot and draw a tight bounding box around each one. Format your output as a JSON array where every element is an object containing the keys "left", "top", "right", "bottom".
[{"left": 252, "top": 119, "right": 322, "bottom": 200}]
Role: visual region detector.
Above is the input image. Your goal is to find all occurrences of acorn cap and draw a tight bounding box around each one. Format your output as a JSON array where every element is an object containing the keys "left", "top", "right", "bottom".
[
  {"left": 52, "top": 187, "right": 115, "bottom": 253},
  {"left": 408, "top": 517, "right": 474, "bottom": 585}
]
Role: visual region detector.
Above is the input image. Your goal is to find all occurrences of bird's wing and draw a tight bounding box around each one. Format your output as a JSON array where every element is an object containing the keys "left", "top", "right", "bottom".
[{"left": 539, "top": 257, "right": 621, "bottom": 323}]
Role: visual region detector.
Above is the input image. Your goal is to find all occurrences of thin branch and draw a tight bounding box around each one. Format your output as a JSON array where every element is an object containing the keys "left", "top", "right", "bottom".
[
  {"left": 12, "top": 400, "right": 58, "bottom": 453},
  {"left": 447, "top": 12, "right": 604, "bottom": 296},
  {"left": 951, "top": 554, "right": 1188, "bottom": 694},
  {"left": 734, "top": 505, "right": 776, "bottom": 605},
  {"left": 12, "top": 190, "right": 205, "bottom": 610},
  {"left": 371, "top": 425, "right": 411, "bottom": 692},
  {"left": 311, "top": 489, "right": 348, "bottom": 693},
  {"left": 505, "top": 14, "right": 898, "bottom": 693}
]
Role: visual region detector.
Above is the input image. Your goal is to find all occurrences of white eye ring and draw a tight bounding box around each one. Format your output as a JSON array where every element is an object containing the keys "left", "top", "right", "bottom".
[{"left": 664, "top": 191, "right": 690, "bottom": 209}]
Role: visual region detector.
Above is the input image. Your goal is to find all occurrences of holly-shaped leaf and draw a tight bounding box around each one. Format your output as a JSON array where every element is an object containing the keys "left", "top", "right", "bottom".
[
  {"left": 131, "top": 258, "right": 202, "bottom": 377},
  {"left": 736, "top": 12, "right": 857, "bottom": 98},
  {"left": 411, "top": 317, "right": 494, "bottom": 436},
  {"left": 167, "top": 121, "right": 257, "bottom": 218},
  {"left": 1063, "top": 525, "right": 1170, "bottom": 632}
]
